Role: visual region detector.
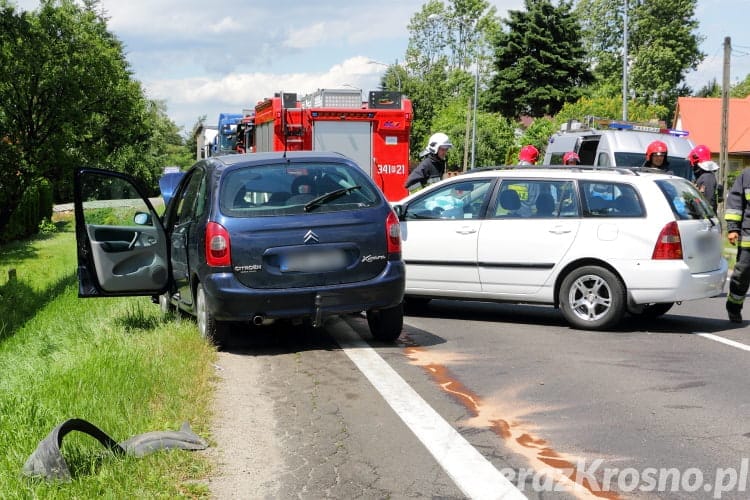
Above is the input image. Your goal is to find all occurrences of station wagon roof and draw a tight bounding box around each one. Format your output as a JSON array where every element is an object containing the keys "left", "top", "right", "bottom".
[{"left": 452, "top": 165, "right": 679, "bottom": 184}]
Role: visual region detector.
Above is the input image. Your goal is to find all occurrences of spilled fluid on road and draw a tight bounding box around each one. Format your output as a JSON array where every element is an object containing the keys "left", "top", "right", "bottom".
[{"left": 401, "top": 338, "right": 619, "bottom": 500}]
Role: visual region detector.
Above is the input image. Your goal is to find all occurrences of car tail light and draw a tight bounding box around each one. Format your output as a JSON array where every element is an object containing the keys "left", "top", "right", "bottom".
[
  {"left": 206, "top": 222, "right": 231, "bottom": 267},
  {"left": 652, "top": 221, "right": 683, "bottom": 260},
  {"left": 386, "top": 210, "right": 401, "bottom": 255}
]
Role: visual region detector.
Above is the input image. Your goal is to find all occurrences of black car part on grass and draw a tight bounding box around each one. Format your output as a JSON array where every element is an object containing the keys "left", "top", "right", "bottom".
[{"left": 22, "top": 418, "right": 208, "bottom": 481}]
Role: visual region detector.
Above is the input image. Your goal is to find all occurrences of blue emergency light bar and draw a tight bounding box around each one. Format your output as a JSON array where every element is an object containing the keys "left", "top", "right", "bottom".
[{"left": 607, "top": 120, "right": 689, "bottom": 137}]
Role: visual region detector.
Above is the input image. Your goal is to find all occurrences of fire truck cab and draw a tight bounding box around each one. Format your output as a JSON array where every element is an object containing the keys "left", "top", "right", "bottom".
[{"left": 253, "top": 88, "right": 412, "bottom": 200}]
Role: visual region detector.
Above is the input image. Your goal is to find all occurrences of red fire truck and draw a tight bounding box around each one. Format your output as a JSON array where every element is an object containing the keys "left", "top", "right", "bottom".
[{"left": 253, "top": 88, "right": 412, "bottom": 201}]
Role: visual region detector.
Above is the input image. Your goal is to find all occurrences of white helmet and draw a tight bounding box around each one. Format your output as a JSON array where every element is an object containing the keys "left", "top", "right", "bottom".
[{"left": 426, "top": 132, "right": 453, "bottom": 154}]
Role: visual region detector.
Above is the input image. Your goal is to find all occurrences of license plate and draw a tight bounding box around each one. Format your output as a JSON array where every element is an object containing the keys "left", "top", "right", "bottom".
[{"left": 281, "top": 250, "right": 347, "bottom": 272}]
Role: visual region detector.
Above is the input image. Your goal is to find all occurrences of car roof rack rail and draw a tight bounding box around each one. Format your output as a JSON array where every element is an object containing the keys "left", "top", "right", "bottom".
[{"left": 467, "top": 165, "right": 647, "bottom": 175}]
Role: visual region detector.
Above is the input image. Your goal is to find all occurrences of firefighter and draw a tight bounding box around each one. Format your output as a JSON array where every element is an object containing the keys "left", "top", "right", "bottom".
[
  {"left": 405, "top": 132, "right": 452, "bottom": 193},
  {"left": 562, "top": 151, "right": 580, "bottom": 165},
  {"left": 687, "top": 144, "right": 719, "bottom": 211},
  {"left": 643, "top": 140, "right": 670, "bottom": 171},
  {"left": 724, "top": 168, "right": 750, "bottom": 323},
  {"left": 518, "top": 145, "right": 539, "bottom": 165}
]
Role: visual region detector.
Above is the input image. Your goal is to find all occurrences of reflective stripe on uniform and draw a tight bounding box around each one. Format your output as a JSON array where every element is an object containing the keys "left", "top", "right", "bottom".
[
  {"left": 726, "top": 209, "right": 743, "bottom": 222},
  {"left": 728, "top": 293, "right": 745, "bottom": 305}
]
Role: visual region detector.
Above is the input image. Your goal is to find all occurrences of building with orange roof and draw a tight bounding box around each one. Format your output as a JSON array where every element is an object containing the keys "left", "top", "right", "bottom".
[{"left": 672, "top": 96, "right": 750, "bottom": 173}]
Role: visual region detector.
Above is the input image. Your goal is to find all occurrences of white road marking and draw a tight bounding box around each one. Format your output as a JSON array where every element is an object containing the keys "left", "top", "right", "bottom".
[
  {"left": 330, "top": 321, "right": 526, "bottom": 500},
  {"left": 698, "top": 332, "right": 750, "bottom": 352}
]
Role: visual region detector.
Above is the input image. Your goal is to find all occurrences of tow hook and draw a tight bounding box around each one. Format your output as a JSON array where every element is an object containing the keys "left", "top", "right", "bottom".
[{"left": 313, "top": 294, "right": 323, "bottom": 328}]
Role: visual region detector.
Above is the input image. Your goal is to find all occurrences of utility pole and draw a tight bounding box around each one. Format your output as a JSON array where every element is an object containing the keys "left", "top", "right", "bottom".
[
  {"left": 622, "top": 0, "right": 629, "bottom": 121},
  {"left": 471, "top": 57, "right": 479, "bottom": 170},
  {"left": 720, "top": 36, "right": 731, "bottom": 213},
  {"left": 463, "top": 98, "right": 471, "bottom": 171}
]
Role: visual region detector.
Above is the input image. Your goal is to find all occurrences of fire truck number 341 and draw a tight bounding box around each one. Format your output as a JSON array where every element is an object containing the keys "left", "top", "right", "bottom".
[{"left": 376, "top": 163, "right": 405, "bottom": 175}]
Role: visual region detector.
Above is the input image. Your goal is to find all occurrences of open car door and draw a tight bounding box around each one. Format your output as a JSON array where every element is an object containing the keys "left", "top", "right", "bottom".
[{"left": 74, "top": 168, "right": 170, "bottom": 297}]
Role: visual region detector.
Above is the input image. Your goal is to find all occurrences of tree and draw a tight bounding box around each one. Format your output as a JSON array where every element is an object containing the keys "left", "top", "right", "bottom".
[
  {"left": 695, "top": 78, "right": 721, "bottom": 98},
  {"left": 403, "top": 0, "right": 499, "bottom": 159},
  {"left": 731, "top": 74, "right": 750, "bottom": 98},
  {"left": 0, "top": 0, "right": 158, "bottom": 236},
  {"left": 575, "top": 0, "right": 703, "bottom": 118},
  {"left": 515, "top": 118, "right": 556, "bottom": 163},
  {"left": 628, "top": 0, "right": 703, "bottom": 112},
  {"left": 486, "top": 0, "right": 593, "bottom": 119},
  {"left": 553, "top": 96, "right": 668, "bottom": 127}
]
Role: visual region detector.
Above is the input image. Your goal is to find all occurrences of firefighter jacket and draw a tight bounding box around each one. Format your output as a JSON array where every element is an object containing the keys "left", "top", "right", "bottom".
[
  {"left": 404, "top": 154, "right": 446, "bottom": 191},
  {"left": 724, "top": 168, "right": 750, "bottom": 247}
]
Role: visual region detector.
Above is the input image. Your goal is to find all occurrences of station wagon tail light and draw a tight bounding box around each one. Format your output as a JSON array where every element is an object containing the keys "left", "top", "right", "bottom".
[
  {"left": 386, "top": 210, "right": 401, "bottom": 256},
  {"left": 206, "top": 222, "right": 231, "bottom": 267},
  {"left": 652, "top": 221, "right": 683, "bottom": 260}
]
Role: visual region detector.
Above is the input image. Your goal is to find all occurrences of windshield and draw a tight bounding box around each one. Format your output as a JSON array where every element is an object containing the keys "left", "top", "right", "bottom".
[
  {"left": 614, "top": 152, "right": 693, "bottom": 180},
  {"left": 220, "top": 162, "right": 381, "bottom": 217}
]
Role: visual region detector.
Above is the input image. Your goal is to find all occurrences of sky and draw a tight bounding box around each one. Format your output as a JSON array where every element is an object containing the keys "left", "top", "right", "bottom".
[{"left": 11, "top": 0, "right": 750, "bottom": 134}]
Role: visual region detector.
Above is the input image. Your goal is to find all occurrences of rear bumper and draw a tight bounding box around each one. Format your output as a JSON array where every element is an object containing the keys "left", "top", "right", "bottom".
[
  {"left": 201, "top": 261, "right": 405, "bottom": 322},
  {"left": 621, "top": 258, "right": 728, "bottom": 304}
]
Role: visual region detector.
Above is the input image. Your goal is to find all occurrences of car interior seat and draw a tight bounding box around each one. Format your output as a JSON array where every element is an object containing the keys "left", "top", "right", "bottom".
[
  {"left": 535, "top": 192, "right": 555, "bottom": 216},
  {"left": 266, "top": 192, "right": 291, "bottom": 206},
  {"left": 288, "top": 175, "right": 316, "bottom": 204},
  {"left": 613, "top": 194, "right": 641, "bottom": 216},
  {"left": 233, "top": 187, "right": 252, "bottom": 208},
  {"left": 498, "top": 189, "right": 521, "bottom": 215}
]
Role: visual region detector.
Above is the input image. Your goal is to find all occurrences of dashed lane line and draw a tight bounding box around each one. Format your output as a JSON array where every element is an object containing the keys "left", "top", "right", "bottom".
[{"left": 329, "top": 321, "right": 526, "bottom": 500}]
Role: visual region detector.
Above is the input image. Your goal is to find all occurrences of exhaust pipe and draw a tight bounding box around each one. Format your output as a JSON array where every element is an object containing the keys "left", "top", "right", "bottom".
[
  {"left": 252, "top": 315, "right": 265, "bottom": 326},
  {"left": 312, "top": 294, "right": 323, "bottom": 328}
]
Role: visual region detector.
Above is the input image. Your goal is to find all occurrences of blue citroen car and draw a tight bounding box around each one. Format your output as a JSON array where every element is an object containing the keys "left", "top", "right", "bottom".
[{"left": 74, "top": 152, "right": 405, "bottom": 344}]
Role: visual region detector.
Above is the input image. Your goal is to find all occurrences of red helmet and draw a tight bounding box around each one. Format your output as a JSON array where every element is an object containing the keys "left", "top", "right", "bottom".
[
  {"left": 519, "top": 145, "right": 539, "bottom": 164},
  {"left": 687, "top": 144, "right": 711, "bottom": 165},
  {"left": 562, "top": 151, "right": 580, "bottom": 165},
  {"left": 645, "top": 140, "right": 668, "bottom": 161}
]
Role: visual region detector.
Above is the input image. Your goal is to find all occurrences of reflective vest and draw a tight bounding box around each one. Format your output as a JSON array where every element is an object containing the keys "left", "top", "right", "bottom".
[{"left": 724, "top": 168, "right": 750, "bottom": 248}]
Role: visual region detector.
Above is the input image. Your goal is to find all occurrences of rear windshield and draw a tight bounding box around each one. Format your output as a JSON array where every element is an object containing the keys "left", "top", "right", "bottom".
[
  {"left": 656, "top": 178, "right": 715, "bottom": 220},
  {"left": 220, "top": 162, "right": 382, "bottom": 216}
]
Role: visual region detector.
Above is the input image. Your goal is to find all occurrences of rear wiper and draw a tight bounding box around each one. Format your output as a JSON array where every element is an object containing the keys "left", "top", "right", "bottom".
[{"left": 304, "top": 186, "right": 361, "bottom": 212}]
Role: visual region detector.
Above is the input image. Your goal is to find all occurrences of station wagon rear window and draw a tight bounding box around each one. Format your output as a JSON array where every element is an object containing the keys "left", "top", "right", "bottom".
[
  {"left": 656, "top": 178, "right": 715, "bottom": 220},
  {"left": 220, "top": 163, "right": 381, "bottom": 216}
]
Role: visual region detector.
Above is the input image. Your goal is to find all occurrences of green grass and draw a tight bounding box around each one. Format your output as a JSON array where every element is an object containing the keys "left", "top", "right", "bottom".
[{"left": 0, "top": 215, "right": 217, "bottom": 498}]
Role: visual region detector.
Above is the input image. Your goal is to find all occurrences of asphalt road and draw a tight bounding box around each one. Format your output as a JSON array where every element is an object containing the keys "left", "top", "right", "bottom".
[{"left": 210, "top": 292, "right": 750, "bottom": 499}]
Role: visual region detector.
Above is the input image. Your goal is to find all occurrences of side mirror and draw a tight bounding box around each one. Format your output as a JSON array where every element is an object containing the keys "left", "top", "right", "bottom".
[
  {"left": 134, "top": 212, "right": 152, "bottom": 225},
  {"left": 391, "top": 204, "right": 405, "bottom": 220}
]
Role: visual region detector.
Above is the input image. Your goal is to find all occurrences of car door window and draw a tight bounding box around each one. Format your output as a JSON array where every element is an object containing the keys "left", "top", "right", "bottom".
[
  {"left": 581, "top": 181, "right": 643, "bottom": 217},
  {"left": 491, "top": 180, "right": 579, "bottom": 218},
  {"left": 175, "top": 170, "right": 205, "bottom": 225},
  {"left": 404, "top": 179, "right": 493, "bottom": 220}
]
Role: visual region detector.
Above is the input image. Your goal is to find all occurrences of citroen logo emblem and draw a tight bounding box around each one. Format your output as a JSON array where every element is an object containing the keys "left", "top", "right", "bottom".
[{"left": 303, "top": 230, "right": 319, "bottom": 244}]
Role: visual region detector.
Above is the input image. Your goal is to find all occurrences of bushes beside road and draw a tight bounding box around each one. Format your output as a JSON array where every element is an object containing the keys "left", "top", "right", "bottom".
[{"left": 0, "top": 216, "right": 216, "bottom": 498}]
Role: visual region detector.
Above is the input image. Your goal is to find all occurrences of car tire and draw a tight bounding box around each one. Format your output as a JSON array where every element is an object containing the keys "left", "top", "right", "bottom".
[
  {"left": 366, "top": 303, "right": 404, "bottom": 342},
  {"left": 196, "top": 284, "right": 230, "bottom": 346},
  {"left": 559, "top": 266, "right": 625, "bottom": 330},
  {"left": 631, "top": 302, "right": 674, "bottom": 318},
  {"left": 158, "top": 292, "right": 174, "bottom": 315}
]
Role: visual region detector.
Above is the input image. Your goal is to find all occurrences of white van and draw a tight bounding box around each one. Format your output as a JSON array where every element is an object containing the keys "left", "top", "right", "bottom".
[{"left": 543, "top": 118, "right": 696, "bottom": 179}]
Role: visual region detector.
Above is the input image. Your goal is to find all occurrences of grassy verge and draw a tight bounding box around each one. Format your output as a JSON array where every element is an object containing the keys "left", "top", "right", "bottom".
[{"left": 0, "top": 214, "right": 216, "bottom": 498}]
